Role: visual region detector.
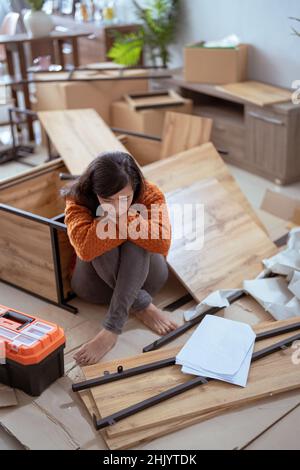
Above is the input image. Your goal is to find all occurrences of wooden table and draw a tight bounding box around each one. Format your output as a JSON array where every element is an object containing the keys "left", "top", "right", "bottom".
[
  {"left": 0, "top": 30, "right": 90, "bottom": 139},
  {"left": 51, "top": 15, "right": 143, "bottom": 64}
]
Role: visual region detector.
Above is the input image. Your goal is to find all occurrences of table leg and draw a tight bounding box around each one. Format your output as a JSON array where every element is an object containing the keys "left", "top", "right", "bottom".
[
  {"left": 17, "top": 43, "right": 34, "bottom": 141},
  {"left": 5, "top": 46, "right": 18, "bottom": 106},
  {"left": 71, "top": 37, "right": 79, "bottom": 67},
  {"left": 57, "top": 39, "right": 66, "bottom": 68}
]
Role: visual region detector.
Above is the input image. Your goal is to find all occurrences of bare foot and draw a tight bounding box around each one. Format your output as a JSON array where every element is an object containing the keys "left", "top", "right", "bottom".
[
  {"left": 134, "top": 303, "right": 178, "bottom": 335},
  {"left": 74, "top": 329, "right": 118, "bottom": 366}
]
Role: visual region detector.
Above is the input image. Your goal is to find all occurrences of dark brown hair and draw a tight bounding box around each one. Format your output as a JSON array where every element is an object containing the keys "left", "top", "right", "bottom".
[{"left": 61, "top": 151, "right": 145, "bottom": 214}]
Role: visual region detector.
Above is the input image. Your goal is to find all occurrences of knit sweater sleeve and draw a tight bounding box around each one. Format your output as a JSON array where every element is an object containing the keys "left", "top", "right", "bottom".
[
  {"left": 64, "top": 198, "right": 125, "bottom": 262},
  {"left": 127, "top": 181, "right": 171, "bottom": 257}
]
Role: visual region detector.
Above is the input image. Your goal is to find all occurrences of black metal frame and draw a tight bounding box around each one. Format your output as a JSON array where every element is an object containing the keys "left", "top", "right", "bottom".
[
  {"left": 28, "top": 65, "right": 168, "bottom": 74},
  {"left": 6, "top": 73, "right": 173, "bottom": 87},
  {"left": 0, "top": 108, "right": 35, "bottom": 166},
  {"left": 72, "top": 322, "right": 300, "bottom": 430},
  {"left": 0, "top": 199, "right": 77, "bottom": 315}
]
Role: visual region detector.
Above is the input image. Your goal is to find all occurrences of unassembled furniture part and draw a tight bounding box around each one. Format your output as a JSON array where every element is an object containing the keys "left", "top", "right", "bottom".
[
  {"left": 72, "top": 321, "right": 300, "bottom": 430},
  {"left": 0, "top": 159, "right": 76, "bottom": 313},
  {"left": 143, "top": 235, "right": 288, "bottom": 353}
]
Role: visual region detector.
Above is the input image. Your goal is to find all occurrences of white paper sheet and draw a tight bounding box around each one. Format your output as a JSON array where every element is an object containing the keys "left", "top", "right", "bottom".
[
  {"left": 181, "top": 343, "right": 253, "bottom": 387},
  {"left": 176, "top": 315, "right": 255, "bottom": 387}
]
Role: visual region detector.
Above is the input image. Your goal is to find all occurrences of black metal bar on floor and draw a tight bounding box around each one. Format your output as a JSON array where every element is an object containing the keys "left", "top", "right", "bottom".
[
  {"left": 91, "top": 331, "right": 300, "bottom": 430},
  {"left": 72, "top": 357, "right": 175, "bottom": 393},
  {"left": 143, "top": 290, "right": 245, "bottom": 353},
  {"left": 73, "top": 321, "right": 300, "bottom": 393}
]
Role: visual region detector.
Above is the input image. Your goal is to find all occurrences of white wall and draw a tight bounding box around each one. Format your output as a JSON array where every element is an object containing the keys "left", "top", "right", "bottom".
[{"left": 167, "top": 0, "right": 300, "bottom": 88}]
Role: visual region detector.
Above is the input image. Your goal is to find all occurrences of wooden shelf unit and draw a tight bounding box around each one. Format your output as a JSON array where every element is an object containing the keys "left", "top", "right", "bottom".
[{"left": 153, "top": 75, "right": 300, "bottom": 185}]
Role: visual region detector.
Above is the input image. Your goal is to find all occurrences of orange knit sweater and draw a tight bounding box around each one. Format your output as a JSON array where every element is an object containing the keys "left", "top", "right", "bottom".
[{"left": 64, "top": 180, "right": 171, "bottom": 262}]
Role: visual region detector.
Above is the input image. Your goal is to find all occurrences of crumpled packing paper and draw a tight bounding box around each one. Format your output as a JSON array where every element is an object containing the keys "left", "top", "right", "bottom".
[
  {"left": 203, "top": 34, "right": 240, "bottom": 48},
  {"left": 184, "top": 227, "right": 300, "bottom": 322}
]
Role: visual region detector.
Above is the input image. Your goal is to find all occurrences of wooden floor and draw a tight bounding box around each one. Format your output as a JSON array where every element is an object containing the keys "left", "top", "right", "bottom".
[{"left": 0, "top": 143, "right": 300, "bottom": 450}]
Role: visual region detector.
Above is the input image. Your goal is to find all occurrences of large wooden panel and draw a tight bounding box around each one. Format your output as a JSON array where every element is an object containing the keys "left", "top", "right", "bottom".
[
  {"left": 80, "top": 317, "right": 300, "bottom": 448},
  {"left": 38, "top": 109, "right": 127, "bottom": 175},
  {"left": 160, "top": 112, "right": 213, "bottom": 159},
  {"left": 143, "top": 143, "right": 266, "bottom": 233},
  {"left": 166, "top": 178, "right": 276, "bottom": 302},
  {"left": 123, "top": 135, "right": 162, "bottom": 167},
  {"left": 0, "top": 211, "right": 58, "bottom": 302},
  {"left": 0, "top": 168, "right": 67, "bottom": 218}
]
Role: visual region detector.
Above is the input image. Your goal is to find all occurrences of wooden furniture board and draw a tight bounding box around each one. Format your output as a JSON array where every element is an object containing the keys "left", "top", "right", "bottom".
[
  {"left": 123, "top": 135, "right": 163, "bottom": 166},
  {"left": 143, "top": 143, "right": 267, "bottom": 234},
  {"left": 165, "top": 178, "right": 277, "bottom": 302},
  {"left": 160, "top": 111, "right": 213, "bottom": 159},
  {"left": 113, "top": 110, "right": 212, "bottom": 165},
  {"left": 80, "top": 317, "right": 300, "bottom": 447},
  {"left": 125, "top": 90, "right": 185, "bottom": 111},
  {"left": 79, "top": 387, "right": 221, "bottom": 450},
  {"left": 38, "top": 109, "right": 127, "bottom": 175},
  {"left": 217, "top": 81, "right": 292, "bottom": 107},
  {"left": 0, "top": 160, "right": 74, "bottom": 307},
  {"left": 0, "top": 166, "right": 67, "bottom": 218},
  {"left": 0, "top": 211, "right": 58, "bottom": 302}
]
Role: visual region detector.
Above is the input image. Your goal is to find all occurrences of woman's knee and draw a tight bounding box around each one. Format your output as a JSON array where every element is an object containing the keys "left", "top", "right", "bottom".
[
  {"left": 71, "top": 260, "right": 113, "bottom": 304},
  {"left": 121, "top": 241, "right": 150, "bottom": 260}
]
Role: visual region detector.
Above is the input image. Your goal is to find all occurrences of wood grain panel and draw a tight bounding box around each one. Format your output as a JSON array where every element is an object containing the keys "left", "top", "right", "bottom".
[
  {"left": 38, "top": 109, "right": 127, "bottom": 175},
  {"left": 166, "top": 178, "right": 277, "bottom": 302},
  {"left": 143, "top": 143, "right": 266, "bottom": 233},
  {"left": 160, "top": 112, "right": 213, "bottom": 159},
  {"left": 80, "top": 317, "right": 300, "bottom": 448},
  {"left": 0, "top": 211, "right": 57, "bottom": 302}
]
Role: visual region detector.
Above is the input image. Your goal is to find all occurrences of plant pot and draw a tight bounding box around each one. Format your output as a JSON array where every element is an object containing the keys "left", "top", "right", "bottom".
[{"left": 24, "top": 10, "right": 54, "bottom": 38}]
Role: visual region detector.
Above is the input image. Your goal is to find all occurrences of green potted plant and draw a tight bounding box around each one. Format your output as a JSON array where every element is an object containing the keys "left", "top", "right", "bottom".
[
  {"left": 24, "top": 0, "right": 54, "bottom": 38},
  {"left": 107, "top": 0, "right": 180, "bottom": 67}
]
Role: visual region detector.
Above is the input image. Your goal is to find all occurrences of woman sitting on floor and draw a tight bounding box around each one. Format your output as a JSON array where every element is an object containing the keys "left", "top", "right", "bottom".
[{"left": 63, "top": 151, "right": 178, "bottom": 366}]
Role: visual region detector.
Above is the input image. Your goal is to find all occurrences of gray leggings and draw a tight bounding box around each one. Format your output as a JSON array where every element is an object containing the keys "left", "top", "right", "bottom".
[{"left": 71, "top": 241, "right": 169, "bottom": 334}]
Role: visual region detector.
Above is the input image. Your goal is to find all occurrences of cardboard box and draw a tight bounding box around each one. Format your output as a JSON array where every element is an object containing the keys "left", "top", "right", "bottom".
[
  {"left": 184, "top": 43, "right": 248, "bottom": 84},
  {"left": 111, "top": 98, "right": 193, "bottom": 137},
  {"left": 34, "top": 69, "right": 149, "bottom": 125},
  {"left": 261, "top": 190, "right": 300, "bottom": 226}
]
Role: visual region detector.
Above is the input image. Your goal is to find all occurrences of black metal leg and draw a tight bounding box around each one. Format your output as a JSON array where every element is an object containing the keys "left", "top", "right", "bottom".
[
  {"left": 86, "top": 329, "right": 300, "bottom": 430},
  {"left": 0, "top": 107, "right": 36, "bottom": 166},
  {"left": 49, "top": 226, "right": 78, "bottom": 315}
]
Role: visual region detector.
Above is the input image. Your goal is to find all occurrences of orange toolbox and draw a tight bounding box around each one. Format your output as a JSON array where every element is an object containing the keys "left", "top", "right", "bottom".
[{"left": 0, "top": 304, "right": 65, "bottom": 396}]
